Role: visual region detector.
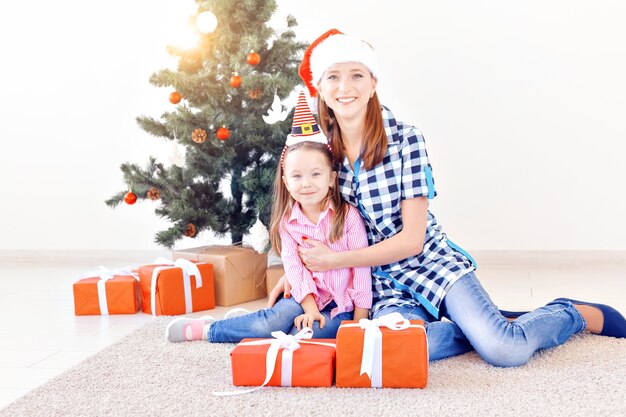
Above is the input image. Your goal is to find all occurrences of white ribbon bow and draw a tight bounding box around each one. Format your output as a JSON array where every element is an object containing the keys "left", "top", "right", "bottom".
[
  {"left": 212, "top": 327, "right": 336, "bottom": 396},
  {"left": 337, "top": 312, "right": 410, "bottom": 387},
  {"left": 359, "top": 312, "right": 410, "bottom": 379},
  {"left": 150, "top": 257, "right": 204, "bottom": 316},
  {"left": 78, "top": 266, "right": 138, "bottom": 315}
]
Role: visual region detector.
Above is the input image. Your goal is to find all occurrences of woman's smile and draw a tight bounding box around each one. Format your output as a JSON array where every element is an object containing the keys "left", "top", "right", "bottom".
[{"left": 336, "top": 97, "right": 357, "bottom": 104}]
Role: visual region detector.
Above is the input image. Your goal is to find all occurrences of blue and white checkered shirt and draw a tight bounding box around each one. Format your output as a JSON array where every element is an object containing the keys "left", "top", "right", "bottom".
[{"left": 338, "top": 106, "right": 476, "bottom": 318}]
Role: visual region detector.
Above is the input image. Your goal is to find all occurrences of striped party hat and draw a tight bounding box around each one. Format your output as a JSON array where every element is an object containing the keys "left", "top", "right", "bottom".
[{"left": 285, "top": 90, "right": 328, "bottom": 146}]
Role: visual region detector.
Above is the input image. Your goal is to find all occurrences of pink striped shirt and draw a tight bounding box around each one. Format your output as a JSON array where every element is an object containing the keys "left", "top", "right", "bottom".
[{"left": 279, "top": 202, "right": 372, "bottom": 318}]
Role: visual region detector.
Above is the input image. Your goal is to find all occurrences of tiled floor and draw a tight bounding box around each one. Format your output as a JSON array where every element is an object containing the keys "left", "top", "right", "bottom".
[{"left": 0, "top": 250, "right": 624, "bottom": 409}]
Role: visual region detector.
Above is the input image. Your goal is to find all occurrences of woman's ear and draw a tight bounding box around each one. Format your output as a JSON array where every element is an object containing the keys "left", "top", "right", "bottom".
[
  {"left": 315, "top": 82, "right": 323, "bottom": 101},
  {"left": 370, "top": 76, "right": 377, "bottom": 98}
]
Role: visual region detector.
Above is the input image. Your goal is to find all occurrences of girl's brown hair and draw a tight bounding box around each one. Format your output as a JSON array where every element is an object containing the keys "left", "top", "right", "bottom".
[
  {"left": 317, "top": 92, "right": 387, "bottom": 170},
  {"left": 269, "top": 141, "right": 348, "bottom": 257}
]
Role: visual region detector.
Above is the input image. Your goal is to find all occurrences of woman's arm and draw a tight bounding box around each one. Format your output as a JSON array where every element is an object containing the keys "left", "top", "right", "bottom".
[{"left": 299, "top": 196, "right": 429, "bottom": 271}]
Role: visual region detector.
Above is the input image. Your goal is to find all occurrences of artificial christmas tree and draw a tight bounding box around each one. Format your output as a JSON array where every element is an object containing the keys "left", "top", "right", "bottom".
[{"left": 106, "top": 0, "right": 307, "bottom": 248}]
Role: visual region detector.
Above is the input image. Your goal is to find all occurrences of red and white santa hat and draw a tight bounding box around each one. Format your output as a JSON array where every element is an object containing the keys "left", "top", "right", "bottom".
[{"left": 298, "top": 29, "right": 379, "bottom": 98}]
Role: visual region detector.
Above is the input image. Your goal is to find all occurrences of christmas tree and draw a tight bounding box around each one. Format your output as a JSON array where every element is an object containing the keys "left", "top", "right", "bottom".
[{"left": 106, "top": 0, "right": 307, "bottom": 248}]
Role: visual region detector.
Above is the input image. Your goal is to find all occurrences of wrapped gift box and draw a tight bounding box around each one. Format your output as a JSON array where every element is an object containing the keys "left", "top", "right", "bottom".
[
  {"left": 336, "top": 314, "right": 428, "bottom": 388},
  {"left": 172, "top": 246, "right": 267, "bottom": 307},
  {"left": 265, "top": 265, "right": 284, "bottom": 297},
  {"left": 231, "top": 336, "right": 336, "bottom": 387},
  {"left": 73, "top": 274, "right": 141, "bottom": 316},
  {"left": 138, "top": 260, "right": 215, "bottom": 316}
]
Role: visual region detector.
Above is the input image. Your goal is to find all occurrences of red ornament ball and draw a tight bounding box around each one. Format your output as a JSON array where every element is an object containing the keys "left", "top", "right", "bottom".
[
  {"left": 230, "top": 74, "right": 242, "bottom": 88},
  {"left": 216, "top": 127, "right": 230, "bottom": 140},
  {"left": 124, "top": 191, "right": 137, "bottom": 205},
  {"left": 246, "top": 51, "right": 260, "bottom": 66},
  {"left": 169, "top": 91, "right": 182, "bottom": 104}
]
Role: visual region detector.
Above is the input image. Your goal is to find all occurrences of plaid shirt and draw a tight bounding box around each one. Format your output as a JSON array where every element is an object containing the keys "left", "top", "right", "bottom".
[{"left": 338, "top": 106, "right": 475, "bottom": 318}]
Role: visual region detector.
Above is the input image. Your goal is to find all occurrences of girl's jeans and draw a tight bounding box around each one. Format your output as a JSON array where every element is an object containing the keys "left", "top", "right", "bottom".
[
  {"left": 208, "top": 297, "right": 353, "bottom": 343},
  {"left": 374, "top": 271, "right": 586, "bottom": 367}
]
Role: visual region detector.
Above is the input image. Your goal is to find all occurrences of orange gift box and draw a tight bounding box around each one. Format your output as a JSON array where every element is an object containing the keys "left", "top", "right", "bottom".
[
  {"left": 138, "top": 261, "right": 215, "bottom": 316},
  {"left": 73, "top": 275, "right": 141, "bottom": 315},
  {"left": 231, "top": 337, "right": 336, "bottom": 387},
  {"left": 336, "top": 315, "right": 428, "bottom": 388}
]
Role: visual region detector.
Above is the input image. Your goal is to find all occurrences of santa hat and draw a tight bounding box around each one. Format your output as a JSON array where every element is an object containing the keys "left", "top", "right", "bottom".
[
  {"left": 285, "top": 90, "right": 328, "bottom": 146},
  {"left": 298, "top": 29, "right": 379, "bottom": 97}
]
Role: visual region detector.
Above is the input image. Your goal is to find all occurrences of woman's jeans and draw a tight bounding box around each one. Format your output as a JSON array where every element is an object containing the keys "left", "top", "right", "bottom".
[
  {"left": 374, "top": 271, "right": 586, "bottom": 367},
  {"left": 208, "top": 297, "right": 353, "bottom": 343}
]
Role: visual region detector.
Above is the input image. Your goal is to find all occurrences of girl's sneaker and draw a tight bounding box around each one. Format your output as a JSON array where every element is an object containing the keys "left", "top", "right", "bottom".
[{"left": 165, "top": 316, "right": 216, "bottom": 342}]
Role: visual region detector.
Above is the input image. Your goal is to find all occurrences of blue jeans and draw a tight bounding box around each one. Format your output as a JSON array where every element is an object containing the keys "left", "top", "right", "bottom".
[
  {"left": 374, "top": 271, "right": 586, "bottom": 367},
  {"left": 208, "top": 296, "right": 354, "bottom": 343}
]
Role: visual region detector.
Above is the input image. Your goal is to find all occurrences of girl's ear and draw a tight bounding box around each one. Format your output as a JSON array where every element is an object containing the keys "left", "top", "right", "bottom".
[{"left": 330, "top": 171, "right": 338, "bottom": 187}]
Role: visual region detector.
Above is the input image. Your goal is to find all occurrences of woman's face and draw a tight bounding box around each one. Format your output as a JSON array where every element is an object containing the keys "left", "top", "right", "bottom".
[{"left": 317, "top": 62, "right": 377, "bottom": 124}]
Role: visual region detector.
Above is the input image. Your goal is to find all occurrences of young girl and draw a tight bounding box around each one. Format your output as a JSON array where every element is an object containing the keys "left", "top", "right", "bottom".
[
  {"left": 268, "top": 29, "right": 626, "bottom": 366},
  {"left": 166, "top": 92, "right": 371, "bottom": 343}
]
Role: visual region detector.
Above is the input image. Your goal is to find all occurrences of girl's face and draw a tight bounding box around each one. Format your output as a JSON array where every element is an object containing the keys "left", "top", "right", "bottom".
[
  {"left": 282, "top": 148, "right": 336, "bottom": 212},
  {"left": 317, "top": 62, "right": 377, "bottom": 123}
]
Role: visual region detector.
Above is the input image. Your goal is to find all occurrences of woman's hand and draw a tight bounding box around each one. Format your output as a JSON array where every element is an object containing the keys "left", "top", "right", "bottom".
[
  {"left": 298, "top": 239, "right": 336, "bottom": 272},
  {"left": 294, "top": 312, "right": 326, "bottom": 330},
  {"left": 266, "top": 275, "right": 292, "bottom": 308}
]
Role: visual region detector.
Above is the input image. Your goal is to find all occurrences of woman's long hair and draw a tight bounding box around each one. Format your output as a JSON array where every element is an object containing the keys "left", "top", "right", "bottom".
[
  {"left": 317, "top": 91, "right": 387, "bottom": 170},
  {"left": 269, "top": 141, "right": 348, "bottom": 257}
]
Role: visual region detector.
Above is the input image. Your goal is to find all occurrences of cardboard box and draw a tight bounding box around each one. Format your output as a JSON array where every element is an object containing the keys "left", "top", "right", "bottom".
[
  {"left": 172, "top": 246, "right": 267, "bottom": 307},
  {"left": 336, "top": 317, "right": 428, "bottom": 388},
  {"left": 265, "top": 265, "right": 284, "bottom": 297},
  {"left": 231, "top": 338, "right": 336, "bottom": 387},
  {"left": 73, "top": 275, "right": 141, "bottom": 315},
  {"left": 138, "top": 262, "right": 215, "bottom": 315}
]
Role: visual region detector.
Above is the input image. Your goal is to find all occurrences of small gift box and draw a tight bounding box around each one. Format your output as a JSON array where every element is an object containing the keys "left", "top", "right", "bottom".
[
  {"left": 265, "top": 265, "right": 284, "bottom": 297},
  {"left": 336, "top": 313, "right": 428, "bottom": 388},
  {"left": 172, "top": 245, "right": 267, "bottom": 307},
  {"left": 138, "top": 258, "right": 215, "bottom": 316},
  {"left": 227, "top": 329, "right": 336, "bottom": 392},
  {"left": 73, "top": 267, "right": 141, "bottom": 315}
]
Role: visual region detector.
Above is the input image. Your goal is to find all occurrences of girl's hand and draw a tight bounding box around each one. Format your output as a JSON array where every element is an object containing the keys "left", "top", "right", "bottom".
[
  {"left": 298, "top": 239, "right": 335, "bottom": 272},
  {"left": 266, "top": 275, "right": 292, "bottom": 308},
  {"left": 294, "top": 312, "right": 326, "bottom": 330}
]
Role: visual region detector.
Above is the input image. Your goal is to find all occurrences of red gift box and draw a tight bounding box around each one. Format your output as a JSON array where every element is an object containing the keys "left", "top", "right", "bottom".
[
  {"left": 336, "top": 313, "right": 428, "bottom": 388},
  {"left": 230, "top": 330, "right": 336, "bottom": 389},
  {"left": 138, "top": 258, "right": 215, "bottom": 316},
  {"left": 73, "top": 268, "right": 141, "bottom": 315}
]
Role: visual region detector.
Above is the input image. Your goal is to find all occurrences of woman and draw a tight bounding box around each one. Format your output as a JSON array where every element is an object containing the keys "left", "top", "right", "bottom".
[{"left": 269, "top": 29, "right": 625, "bottom": 366}]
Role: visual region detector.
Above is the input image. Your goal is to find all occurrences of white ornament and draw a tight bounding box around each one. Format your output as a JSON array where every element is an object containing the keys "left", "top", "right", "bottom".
[
  {"left": 196, "top": 11, "right": 218, "bottom": 34},
  {"left": 262, "top": 93, "right": 289, "bottom": 124},
  {"left": 248, "top": 218, "right": 270, "bottom": 254},
  {"left": 169, "top": 141, "right": 185, "bottom": 168}
]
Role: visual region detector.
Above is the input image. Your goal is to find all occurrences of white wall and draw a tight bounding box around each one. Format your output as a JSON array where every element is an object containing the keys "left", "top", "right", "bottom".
[{"left": 1, "top": 0, "right": 624, "bottom": 251}]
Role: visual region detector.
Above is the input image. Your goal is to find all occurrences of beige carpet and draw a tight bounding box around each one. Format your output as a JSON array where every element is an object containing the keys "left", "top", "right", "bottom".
[{"left": 2, "top": 318, "right": 625, "bottom": 417}]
